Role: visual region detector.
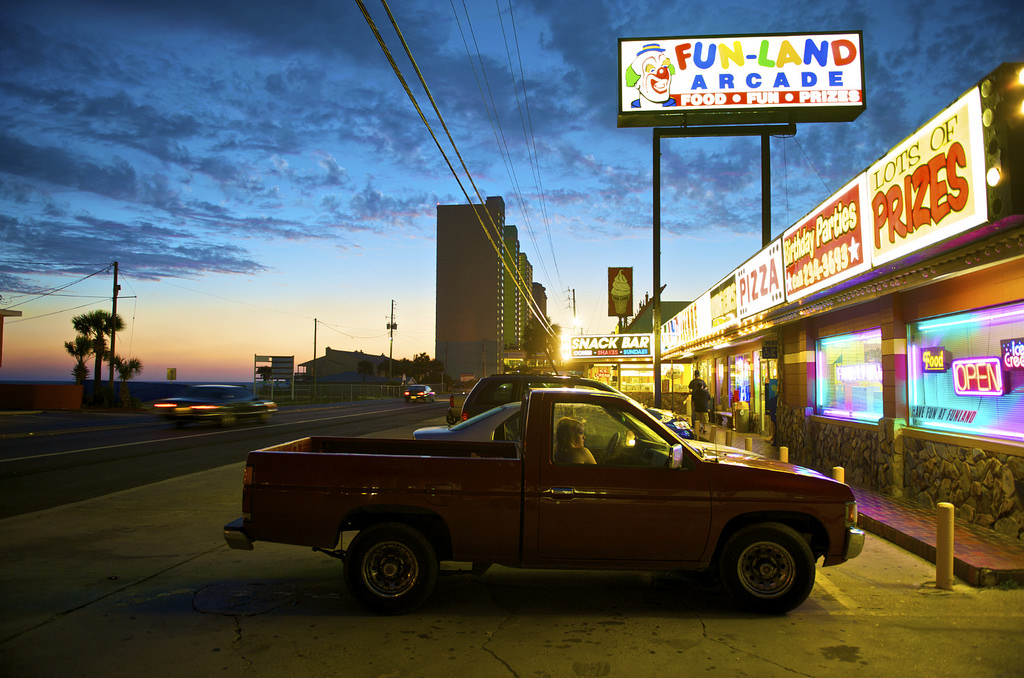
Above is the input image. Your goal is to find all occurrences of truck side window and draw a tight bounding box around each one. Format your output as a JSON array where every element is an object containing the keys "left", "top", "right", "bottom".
[{"left": 552, "top": 402, "right": 672, "bottom": 468}]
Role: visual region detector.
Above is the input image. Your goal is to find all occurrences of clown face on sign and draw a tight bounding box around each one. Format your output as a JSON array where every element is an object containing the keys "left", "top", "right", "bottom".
[{"left": 624, "top": 43, "right": 676, "bottom": 109}]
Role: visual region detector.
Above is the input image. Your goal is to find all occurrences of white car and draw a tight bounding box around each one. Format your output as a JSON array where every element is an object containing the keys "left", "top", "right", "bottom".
[
  {"left": 413, "top": 400, "right": 721, "bottom": 454},
  {"left": 414, "top": 402, "right": 522, "bottom": 442}
]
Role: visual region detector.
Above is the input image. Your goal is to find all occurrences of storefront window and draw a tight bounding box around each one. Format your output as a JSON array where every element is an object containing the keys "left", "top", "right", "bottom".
[
  {"left": 908, "top": 302, "right": 1024, "bottom": 442},
  {"left": 816, "top": 328, "right": 883, "bottom": 420}
]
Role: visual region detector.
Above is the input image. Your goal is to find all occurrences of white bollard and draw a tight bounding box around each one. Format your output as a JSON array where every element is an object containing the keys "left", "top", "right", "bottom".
[
  {"left": 707, "top": 424, "right": 716, "bottom": 443},
  {"left": 779, "top": 446, "right": 789, "bottom": 463},
  {"left": 936, "top": 502, "right": 955, "bottom": 590},
  {"left": 725, "top": 429, "right": 733, "bottom": 447},
  {"left": 745, "top": 437, "right": 753, "bottom": 452},
  {"left": 832, "top": 466, "right": 845, "bottom": 483}
]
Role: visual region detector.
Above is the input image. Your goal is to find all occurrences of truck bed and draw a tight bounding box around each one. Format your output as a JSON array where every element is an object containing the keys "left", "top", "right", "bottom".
[
  {"left": 242, "top": 437, "right": 523, "bottom": 558},
  {"left": 256, "top": 436, "right": 518, "bottom": 459}
]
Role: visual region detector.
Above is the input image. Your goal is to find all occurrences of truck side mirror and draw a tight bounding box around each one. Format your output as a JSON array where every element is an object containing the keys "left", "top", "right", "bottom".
[{"left": 671, "top": 444, "right": 684, "bottom": 469}]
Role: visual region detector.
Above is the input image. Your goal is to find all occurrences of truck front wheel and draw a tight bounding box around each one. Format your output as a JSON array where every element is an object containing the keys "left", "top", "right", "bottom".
[
  {"left": 719, "top": 522, "right": 815, "bottom": 614},
  {"left": 344, "top": 522, "right": 438, "bottom": 615}
]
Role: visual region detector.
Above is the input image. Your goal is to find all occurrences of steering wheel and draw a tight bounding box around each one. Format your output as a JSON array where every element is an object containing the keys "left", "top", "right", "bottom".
[{"left": 603, "top": 432, "right": 620, "bottom": 463}]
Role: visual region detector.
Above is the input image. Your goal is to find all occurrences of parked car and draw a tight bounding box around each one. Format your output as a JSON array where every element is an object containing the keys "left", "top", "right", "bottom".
[
  {"left": 459, "top": 374, "right": 621, "bottom": 421},
  {"left": 415, "top": 402, "right": 522, "bottom": 442},
  {"left": 646, "top": 407, "right": 695, "bottom": 439},
  {"left": 152, "top": 385, "right": 276, "bottom": 427},
  {"left": 420, "top": 400, "right": 705, "bottom": 448},
  {"left": 403, "top": 384, "right": 436, "bottom": 403}
]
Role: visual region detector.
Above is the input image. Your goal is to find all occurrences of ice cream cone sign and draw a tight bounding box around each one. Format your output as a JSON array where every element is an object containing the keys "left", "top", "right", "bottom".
[{"left": 608, "top": 267, "right": 633, "bottom": 317}]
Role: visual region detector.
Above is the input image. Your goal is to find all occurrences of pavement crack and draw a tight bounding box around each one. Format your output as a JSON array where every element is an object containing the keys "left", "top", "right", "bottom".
[{"left": 0, "top": 543, "right": 224, "bottom": 645}]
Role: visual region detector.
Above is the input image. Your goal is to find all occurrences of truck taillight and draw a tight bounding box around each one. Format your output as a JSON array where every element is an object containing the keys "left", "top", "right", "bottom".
[
  {"left": 846, "top": 501, "right": 858, "bottom": 526},
  {"left": 242, "top": 465, "right": 253, "bottom": 518}
]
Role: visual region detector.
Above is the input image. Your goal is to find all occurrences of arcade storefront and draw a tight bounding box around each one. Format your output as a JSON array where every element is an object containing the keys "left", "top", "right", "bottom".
[{"left": 660, "top": 63, "right": 1024, "bottom": 542}]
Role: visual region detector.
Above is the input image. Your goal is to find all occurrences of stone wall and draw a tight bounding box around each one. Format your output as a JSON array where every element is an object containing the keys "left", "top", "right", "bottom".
[
  {"left": 903, "top": 437, "right": 1024, "bottom": 542},
  {"left": 775, "top": 403, "right": 1024, "bottom": 543}
]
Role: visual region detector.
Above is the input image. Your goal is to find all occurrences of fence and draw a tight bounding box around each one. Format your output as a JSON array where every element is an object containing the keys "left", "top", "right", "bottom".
[{"left": 256, "top": 382, "right": 404, "bottom": 404}]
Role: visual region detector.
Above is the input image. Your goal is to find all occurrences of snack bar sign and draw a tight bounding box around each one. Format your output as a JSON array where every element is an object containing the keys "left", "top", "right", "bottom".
[
  {"left": 618, "top": 32, "right": 865, "bottom": 127},
  {"left": 570, "top": 334, "right": 652, "bottom": 359}
]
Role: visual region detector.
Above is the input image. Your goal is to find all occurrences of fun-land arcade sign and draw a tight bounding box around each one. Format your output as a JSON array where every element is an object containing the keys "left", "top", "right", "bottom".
[
  {"left": 570, "top": 334, "right": 653, "bottom": 360},
  {"left": 618, "top": 32, "right": 865, "bottom": 128}
]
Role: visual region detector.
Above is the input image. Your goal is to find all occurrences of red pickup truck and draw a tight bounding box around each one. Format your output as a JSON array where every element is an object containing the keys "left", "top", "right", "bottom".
[{"left": 224, "top": 389, "right": 863, "bottom": 615}]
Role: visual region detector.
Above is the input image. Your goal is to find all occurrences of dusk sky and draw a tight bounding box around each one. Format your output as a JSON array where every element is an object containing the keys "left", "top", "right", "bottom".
[{"left": 2, "top": 0, "right": 1022, "bottom": 383}]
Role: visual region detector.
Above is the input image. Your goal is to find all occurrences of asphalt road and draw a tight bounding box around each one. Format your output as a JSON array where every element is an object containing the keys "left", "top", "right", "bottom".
[
  {"left": 2, "top": 401, "right": 1023, "bottom": 677},
  {"left": 0, "top": 400, "right": 448, "bottom": 518}
]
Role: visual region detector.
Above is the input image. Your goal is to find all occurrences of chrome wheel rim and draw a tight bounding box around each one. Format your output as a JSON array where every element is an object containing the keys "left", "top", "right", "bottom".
[
  {"left": 736, "top": 540, "right": 795, "bottom": 598},
  {"left": 362, "top": 541, "right": 419, "bottom": 598}
]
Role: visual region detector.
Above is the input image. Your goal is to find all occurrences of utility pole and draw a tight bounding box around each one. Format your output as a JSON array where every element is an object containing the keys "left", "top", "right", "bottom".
[
  {"left": 312, "top": 318, "right": 317, "bottom": 401},
  {"left": 386, "top": 300, "right": 397, "bottom": 380},
  {"left": 108, "top": 261, "right": 120, "bottom": 390}
]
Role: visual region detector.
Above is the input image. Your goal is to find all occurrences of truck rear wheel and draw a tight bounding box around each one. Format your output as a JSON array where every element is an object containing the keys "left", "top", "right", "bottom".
[
  {"left": 344, "top": 522, "right": 438, "bottom": 615},
  {"left": 719, "top": 522, "right": 815, "bottom": 614}
]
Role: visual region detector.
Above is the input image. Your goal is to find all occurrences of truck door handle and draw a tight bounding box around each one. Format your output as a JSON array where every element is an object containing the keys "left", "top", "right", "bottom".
[{"left": 548, "top": 487, "right": 575, "bottom": 496}]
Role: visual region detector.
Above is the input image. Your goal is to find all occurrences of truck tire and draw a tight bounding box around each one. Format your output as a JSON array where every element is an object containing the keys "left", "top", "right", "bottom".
[
  {"left": 718, "top": 522, "right": 815, "bottom": 614},
  {"left": 344, "top": 522, "right": 438, "bottom": 615}
]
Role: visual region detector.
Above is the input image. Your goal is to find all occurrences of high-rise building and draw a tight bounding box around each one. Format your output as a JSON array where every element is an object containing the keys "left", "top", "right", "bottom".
[
  {"left": 531, "top": 282, "right": 547, "bottom": 320},
  {"left": 502, "top": 225, "right": 521, "bottom": 350},
  {"left": 436, "top": 196, "right": 506, "bottom": 380},
  {"left": 517, "top": 252, "right": 534, "bottom": 346}
]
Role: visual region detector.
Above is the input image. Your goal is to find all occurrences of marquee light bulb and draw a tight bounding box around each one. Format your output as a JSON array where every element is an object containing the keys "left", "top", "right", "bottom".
[{"left": 986, "top": 166, "right": 1002, "bottom": 187}]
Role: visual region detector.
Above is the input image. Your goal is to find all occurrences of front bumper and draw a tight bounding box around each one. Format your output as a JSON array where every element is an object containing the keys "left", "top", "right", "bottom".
[
  {"left": 844, "top": 526, "right": 865, "bottom": 560},
  {"left": 224, "top": 517, "right": 254, "bottom": 550}
]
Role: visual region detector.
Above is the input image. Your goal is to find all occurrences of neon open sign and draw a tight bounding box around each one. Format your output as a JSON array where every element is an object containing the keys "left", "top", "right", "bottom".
[{"left": 952, "top": 357, "right": 1005, "bottom": 397}]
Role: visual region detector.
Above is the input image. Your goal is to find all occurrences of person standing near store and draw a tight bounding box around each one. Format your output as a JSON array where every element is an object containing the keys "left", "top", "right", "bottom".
[{"left": 688, "top": 370, "right": 711, "bottom": 440}]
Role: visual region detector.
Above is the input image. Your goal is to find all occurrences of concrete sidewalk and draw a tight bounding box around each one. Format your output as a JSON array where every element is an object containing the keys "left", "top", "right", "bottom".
[{"left": 706, "top": 427, "right": 1024, "bottom": 588}]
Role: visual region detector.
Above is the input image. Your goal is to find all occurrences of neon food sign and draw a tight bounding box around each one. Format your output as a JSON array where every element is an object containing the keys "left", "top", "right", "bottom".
[{"left": 921, "top": 347, "right": 950, "bottom": 372}]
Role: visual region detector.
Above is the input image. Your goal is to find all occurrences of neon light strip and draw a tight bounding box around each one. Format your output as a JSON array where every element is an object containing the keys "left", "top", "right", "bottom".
[
  {"left": 916, "top": 306, "right": 1024, "bottom": 332},
  {"left": 922, "top": 418, "right": 1024, "bottom": 442},
  {"left": 819, "top": 327, "right": 881, "bottom": 346}
]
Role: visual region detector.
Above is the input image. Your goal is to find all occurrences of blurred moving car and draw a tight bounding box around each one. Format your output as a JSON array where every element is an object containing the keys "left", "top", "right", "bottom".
[
  {"left": 414, "top": 402, "right": 521, "bottom": 442},
  {"left": 153, "top": 385, "right": 276, "bottom": 427},
  {"left": 403, "top": 384, "right": 436, "bottom": 403}
]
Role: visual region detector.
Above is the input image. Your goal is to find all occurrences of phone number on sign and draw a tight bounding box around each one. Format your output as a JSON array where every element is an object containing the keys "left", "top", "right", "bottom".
[{"left": 789, "top": 242, "right": 851, "bottom": 290}]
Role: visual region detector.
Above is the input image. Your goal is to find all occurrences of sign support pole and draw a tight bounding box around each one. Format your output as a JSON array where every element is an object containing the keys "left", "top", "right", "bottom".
[{"left": 652, "top": 123, "right": 794, "bottom": 409}]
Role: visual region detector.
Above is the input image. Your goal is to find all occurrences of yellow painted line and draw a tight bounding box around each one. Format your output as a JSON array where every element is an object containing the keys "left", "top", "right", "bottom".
[{"left": 815, "top": 572, "right": 859, "bottom": 610}]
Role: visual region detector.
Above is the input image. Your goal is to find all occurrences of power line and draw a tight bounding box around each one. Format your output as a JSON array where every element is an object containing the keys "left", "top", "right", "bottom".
[
  {"left": 358, "top": 0, "right": 554, "bottom": 337},
  {"left": 2, "top": 264, "right": 112, "bottom": 310}
]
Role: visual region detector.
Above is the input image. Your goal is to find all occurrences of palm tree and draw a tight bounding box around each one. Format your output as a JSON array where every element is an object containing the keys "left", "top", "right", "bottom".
[
  {"left": 71, "top": 310, "right": 125, "bottom": 402},
  {"left": 356, "top": 360, "right": 375, "bottom": 382},
  {"left": 64, "top": 335, "right": 93, "bottom": 385},
  {"left": 111, "top": 355, "right": 143, "bottom": 406}
]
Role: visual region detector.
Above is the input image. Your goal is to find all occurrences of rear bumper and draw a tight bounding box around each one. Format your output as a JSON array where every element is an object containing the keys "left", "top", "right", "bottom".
[{"left": 224, "top": 517, "right": 254, "bottom": 550}]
